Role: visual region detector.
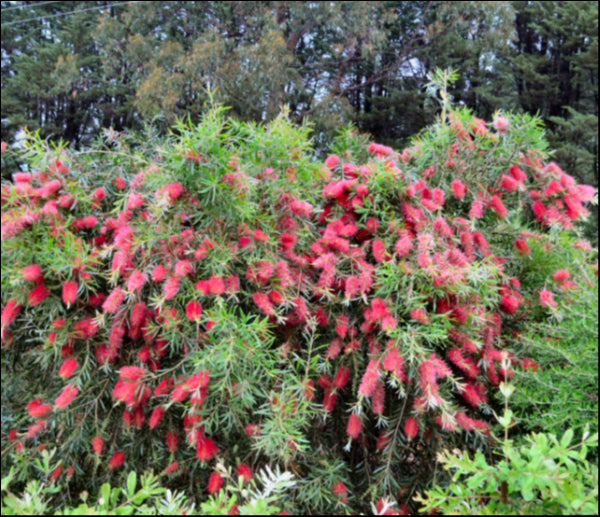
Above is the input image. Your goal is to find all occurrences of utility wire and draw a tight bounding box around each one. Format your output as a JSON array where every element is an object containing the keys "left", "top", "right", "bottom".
[
  {"left": 0, "top": 1, "right": 140, "bottom": 27},
  {"left": 1, "top": 1, "right": 63, "bottom": 13}
]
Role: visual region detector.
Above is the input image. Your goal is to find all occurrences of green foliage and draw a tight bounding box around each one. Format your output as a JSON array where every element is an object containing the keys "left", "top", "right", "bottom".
[
  {"left": 512, "top": 262, "right": 598, "bottom": 437},
  {"left": 416, "top": 382, "right": 599, "bottom": 515}
]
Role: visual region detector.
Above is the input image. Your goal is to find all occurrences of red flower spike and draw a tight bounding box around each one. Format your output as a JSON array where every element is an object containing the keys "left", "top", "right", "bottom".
[
  {"left": 196, "top": 436, "right": 218, "bottom": 462},
  {"left": 92, "top": 436, "right": 104, "bottom": 456},
  {"left": 22, "top": 264, "right": 43, "bottom": 282},
  {"left": 237, "top": 463, "right": 253, "bottom": 483},
  {"left": 59, "top": 358, "right": 78, "bottom": 379},
  {"left": 333, "top": 366, "right": 352, "bottom": 390},
  {"left": 149, "top": 407, "right": 166, "bottom": 429},
  {"left": 404, "top": 418, "right": 419, "bottom": 440},
  {"left": 333, "top": 481, "right": 348, "bottom": 504},
  {"left": 108, "top": 451, "right": 125, "bottom": 470},
  {"left": 119, "top": 366, "right": 147, "bottom": 382},
  {"left": 62, "top": 281, "right": 78, "bottom": 306},
  {"left": 28, "top": 284, "right": 50, "bottom": 306},
  {"left": 186, "top": 301, "right": 203, "bottom": 322},
  {"left": 54, "top": 384, "right": 79, "bottom": 409},
  {"left": 540, "top": 289, "right": 557, "bottom": 308},
  {"left": 208, "top": 472, "right": 224, "bottom": 494},
  {"left": 358, "top": 360, "right": 380, "bottom": 398},
  {"left": 166, "top": 431, "right": 179, "bottom": 453},
  {"left": 27, "top": 399, "right": 53, "bottom": 419}
]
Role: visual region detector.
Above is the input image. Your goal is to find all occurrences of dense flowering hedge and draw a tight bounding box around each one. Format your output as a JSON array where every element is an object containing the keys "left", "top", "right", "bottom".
[{"left": 1, "top": 105, "right": 597, "bottom": 514}]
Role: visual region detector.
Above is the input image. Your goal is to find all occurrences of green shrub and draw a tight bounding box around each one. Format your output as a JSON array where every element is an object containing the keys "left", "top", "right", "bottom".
[
  {"left": 416, "top": 381, "right": 598, "bottom": 515},
  {"left": 1, "top": 86, "right": 596, "bottom": 513}
]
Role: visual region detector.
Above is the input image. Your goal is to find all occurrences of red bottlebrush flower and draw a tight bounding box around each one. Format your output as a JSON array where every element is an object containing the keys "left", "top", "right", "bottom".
[
  {"left": 62, "top": 281, "right": 78, "bottom": 306},
  {"left": 333, "top": 366, "right": 352, "bottom": 390},
  {"left": 522, "top": 358, "right": 540, "bottom": 372},
  {"left": 163, "top": 276, "right": 180, "bottom": 300},
  {"left": 381, "top": 315, "right": 397, "bottom": 331},
  {"left": 108, "top": 451, "right": 125, "bottom": 470},
  {"left": 196, "top": 436, "right": 218, "bottom": 462},
  {"left": 22, "top": 264, "right": 43, "bottom": 282},
  {"left": 27, "top": 399, "right": 53, "bottom": 419},
  {"left": 253, "top": 228, "right": 269, "bottom": 242},
  {"left": 164, "top": 461, "right": 179, "bottom": 475},
  {"left": 237, "top": 464, "right": 253, "bottom": 483},
  {"left": 92, "top": 436, "right": 104, "bottom": 455},
  {"left": 490, "top": 195, "right": 508, "bottom": 218},
  {"left": 532, "top": 201, "right": 547, "bottom": 221},
  {"left": 493, "top": 114, "right": 510, "bottom": 133},
  {"left": 28, "top": 284, "right": 50, "bottom": 306},
  {"left": 149, "top": 407, "right": 166, "bottom": 429},
  {"left": 500, "top": 175, "right": 519, "bottom": 192},
  {"left": 208, "top": 472, "right": 224, "bottom": 494},
  {"left": 540, "top": 289, "right": 557, "bottom": 308},
  {"left": 410, "top": 308, "right": 430, "bottom": 325},
  {"left": 269, "top": 291, "right": 284, "bottom": 306},
  {"left": 166, "top": 182, "right": 184, "bottom": 201},
  {"left": 358, "top": 360, "right": 380, "bottom": 398},
  {"left": 54, "top": 384, "right": 79, "bottom": 409},
  {"left": 50, "top": 464, "right": 64, "bottom": 483},
  {"left": 127, "top": 270, "right": 147, "bottom": 292},
  {"left": 432, "top": 188, "right": 445, "bottom": 208},
  {"left": 501, "top": 294, "right": 520, "bottom": 315},
  {"left": 333, "top": 481, "right": 348, "bottom": 504},
  {"left": 245, "top": 423, "right": 261, "bottom": 437},
  {"left": 92, "top": 187, "right": 106, "bottom": 203},
  {"left": 115, "top": 177, "right": 127, "bottom": 190},
  {"left": 112, "top": 380, "right": 139, "bottom": 405},
  {"left": 133, "top": 406, "right": 145, "bottom": 428},
  {"left": 510, "top": 165, "right": 527, "bottom": 182},
  {"left": 394, "top": 236, "right": 414, "bottom": 258},
  {"left": 0, "top": 141, "right": 6, "bottom": 154},
  {"left": 59, "top": 358, "right": 78, "bottom": 379},
  {"left": 383, "top": 346, "right": 406, "bottom": 381},
  {"left": 26, "top": 420, "right": 48, "bottom": 438},
  {"left": 1, "top": 299, "right": 22, "bottom": 333},
  {"left": 469, "top": 199, "right": 484, "bottom": 220},
  {"left": 208, "top": 275, "right": 225, "bottom": 295},
  {"left": 291, "top": 199, "right": 314, "bottom": 217},
  {"left": 325, "top": 154, "right": 340, "bottom": 169},
  {"left": 373, "top": 381, "right": 385, "bottom": 415},
  {"left": 152, "top": 265, "right": 168, "bottom": 282},
  {"left": 174, "top": 260, "right": 193, "bottom": 278},
  {"left": 322, "top": 390, "right": 338, "bottom": 412},
  {"left": 166, "top": 431, "right": 179, "bottom": 453},
  {"left": 103, "top": 287, "right": 125, "bottom": 313},
  {"left": 514, "top": 238, "right": 531, "bottom": 255},
  {"left": 452, "top": 179, "right": 467, "bottom": 199},
  {"left": 368, "top": 142, "right": 394, "bottom": 156},
  {"left": 372, "top": 239, "right": 387, "bottom": 263},
  {"left": 119, "top": 366, "right": 147, "bottom": 382},
  {"left": 186, "top": 300, "right": 203, "bottom": 322},
  {"left": 404, "top": 418, "right": 419, "bottom": 440},
  {"left": 553, "top": 269, "right": 570, "bottom": 283},
  {"left": 545, "top": 180, "right": 563, "bottom": 197},
  {"left": 347, "top": 413, "right": 362, "bottom": 439},
  {"left": 253, "top": 292, "right": 275, "bottom": 316}
]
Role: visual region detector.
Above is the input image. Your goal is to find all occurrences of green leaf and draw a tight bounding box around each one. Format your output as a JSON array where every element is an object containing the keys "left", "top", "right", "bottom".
[
  {"left": 126, "top": 472, "right": 137, "bottom": 497},
  {"left": 560, "top": 429, "right": 574, "bottom": 449},
  {"left": 100, "top": 483, "right": 111, "bottom": 506}
]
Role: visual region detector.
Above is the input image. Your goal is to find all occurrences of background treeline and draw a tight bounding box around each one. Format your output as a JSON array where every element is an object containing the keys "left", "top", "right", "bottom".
[{"left": 1, "top": 1, "right": 597, "bottom": 194}]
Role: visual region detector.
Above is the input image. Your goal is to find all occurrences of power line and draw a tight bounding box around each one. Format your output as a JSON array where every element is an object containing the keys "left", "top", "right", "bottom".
[
  {"left": 1, "top": 1, "right": 64, "bottom": 13},
  {"left": 0, "top": 1, "right": 140, "bottom": 27}
]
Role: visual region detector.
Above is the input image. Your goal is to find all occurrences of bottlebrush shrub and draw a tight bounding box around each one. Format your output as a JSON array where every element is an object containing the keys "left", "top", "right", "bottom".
[{"left": 1, "top": 105, "right": 597, "bottom": 514}]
